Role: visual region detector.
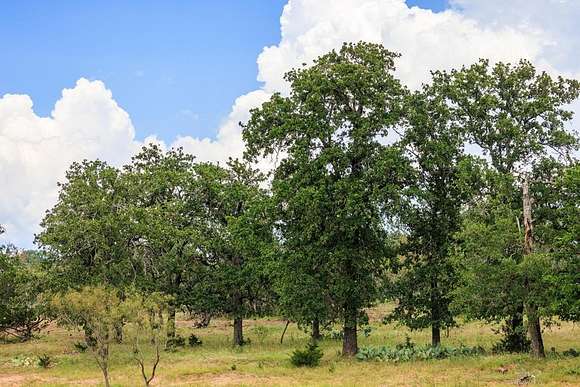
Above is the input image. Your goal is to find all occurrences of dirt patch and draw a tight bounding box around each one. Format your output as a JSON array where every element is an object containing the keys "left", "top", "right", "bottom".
[
  {"left": 0, "top": 374, "right": 102, "bottom": 386},
  {"left": 0, "top": 374, "right": 28, "bottom": 387},
  {"left": 179, "top": 371, "right": 294, "bottom": 386}
]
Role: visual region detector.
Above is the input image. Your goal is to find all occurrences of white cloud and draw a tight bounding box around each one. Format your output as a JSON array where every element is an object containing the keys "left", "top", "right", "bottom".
[
  {"left": 2, "top": 0, "right": 580, "bottom": 247},
  {"left": 0, "top": 79, "right": 140, "bottom": 246},
  {"left": 258, "top": 0, "right": 546, "bottom": 91},
  {"left": 173, "top": 90, "right": 271, "bottom": 163}
]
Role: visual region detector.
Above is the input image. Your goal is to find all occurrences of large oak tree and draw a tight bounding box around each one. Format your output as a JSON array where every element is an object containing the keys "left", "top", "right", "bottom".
[{"left": 243, "top": 42, "right": 409, "bottom": 355}]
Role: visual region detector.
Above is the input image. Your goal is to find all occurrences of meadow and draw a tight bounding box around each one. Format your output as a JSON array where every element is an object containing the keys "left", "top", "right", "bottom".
[{"left": 1, "top": 305, "right": 578, "bottom": 386}]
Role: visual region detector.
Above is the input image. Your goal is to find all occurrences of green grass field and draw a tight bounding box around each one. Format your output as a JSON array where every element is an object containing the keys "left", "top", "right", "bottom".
[{"left": 1, "top": 305, "right": 579, "bottom": 386}]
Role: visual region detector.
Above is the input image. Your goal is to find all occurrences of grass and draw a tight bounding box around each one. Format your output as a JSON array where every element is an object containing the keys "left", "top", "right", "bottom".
[{"left": 0, "top": 305, "right": 579, "bottom": 386}]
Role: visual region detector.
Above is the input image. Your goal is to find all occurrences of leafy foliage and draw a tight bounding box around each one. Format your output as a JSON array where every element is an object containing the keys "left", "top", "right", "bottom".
[
  {"left": 37, "top": 353, "right": 52, "bottom": 369},
  {"left": 188, "top": 334, "right": 202, "bottom": 347},
  {"left": 386, "top": 77, "right": 485, "bottom": 345},
  {"left": 0, "top": 245, "right": 48, "bottom": 341},
  {"left": 356, "top": 343, "right": 485, "bottom": 362},
  {"left": 290, "top": 341, "right": 324, "bottom": 367},
  {"left": 243, "top": 41, "right": 410, "bottom": 355}
]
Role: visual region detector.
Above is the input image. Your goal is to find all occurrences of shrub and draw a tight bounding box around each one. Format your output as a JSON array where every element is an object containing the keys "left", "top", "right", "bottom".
[
  {"left": 0, "top": 246, "right": 48, "bottom": 341},
  {"left": 290, "top": 341, "right": 324, "bottom": 367},
  {"left": 73, "top": 341, "right": 88, "bottom": 353},
  {"left": 188, "top": 334, "right": 202, "bottom": 347},
  {"left": 563, "top": 348, "right": 579, "bottom": 357},
  {"left": 356, "top": 343, "right": 485, "bottom": 362},
  {"left": 361, "top": 325, "right": 373, "bottom": 337},
  {"left": 491, "top": 324, "right": 530, "bottom": 354},
  {"left": 166, "top": 335, "right": 186, "bottom": 350},
  {"left": 37, "top": 354, "right": 52, "bottom": 368}
]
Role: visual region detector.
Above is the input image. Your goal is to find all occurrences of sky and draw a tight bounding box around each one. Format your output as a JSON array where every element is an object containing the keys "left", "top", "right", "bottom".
[
  {"left": 0, "top": 0, "right": 287, "bottom": 142},
  {"left": 1, "top": 0, "right": 579, "bottom": 247}
]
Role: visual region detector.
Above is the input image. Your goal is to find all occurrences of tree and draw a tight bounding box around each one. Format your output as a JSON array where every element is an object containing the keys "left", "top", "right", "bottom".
[
  {"left": 122, "top": 145, "right": 200, "bottom": 339},
  {"left": 440, "top": 59, "right": 580, "bottom": 353},
  {"left": 37, "top": 160, "right": 132, "bottom": 291},
  {"left": 243, "top": 42, "right": 409, "bottom": 355},
  {"left": 51, "top": 286, "right": 127, "bottom": 387},
  {"left": 0, "top": 244, "right": 48, "bottom": 341},
  {"left": 123, "top": 292, "right": 170, "bottom": 387},
  {"left": 181, "top": 160, "right": 274, "bottom": 346},
  {"left": 385, "top": 84, "right": 483, "bottom": 346},
  {"left": 540, "top": 163, "right": 580, "bottom": 322}
]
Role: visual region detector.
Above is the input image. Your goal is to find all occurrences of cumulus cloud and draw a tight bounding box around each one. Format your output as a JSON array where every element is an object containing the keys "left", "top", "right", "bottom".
[
  {"left": 2, "top": 0, "right": 580, "bottom": 246},
  {"left": 0, "top": 79, "right": 140, "bottom": 246},
  {"left": 259, "top": 0, "right": 546, "bottom": 91},
  {"left": 172, "top": 90, "right": 271, "bottom": 163}
]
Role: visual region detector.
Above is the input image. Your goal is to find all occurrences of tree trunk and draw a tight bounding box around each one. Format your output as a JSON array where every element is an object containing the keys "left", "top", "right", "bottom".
[
  {"left": 430, "top": 274, "right": 441, "bottom": 347},
  {"left": 233, "top": 317, "right": 243, "bottom": 346},
  {"left": 96, "top": 338, "right": 110, "bottom": 387},
  {"left": 522, "top": 175, "right": 545, "bottom": 358},
  {"left": 167, "top": 304, "right": 176, "bottom": 339},
  {"left": 232, "top": 255, "right": 244, "bottom": 346},
  {"left": 114, "top": 322, "right": 123, "bottom": 343},
  {"left": 280, "top": 320, "right": 290, "bottom": 344},
  {"left": 102, "top": 366, "right": 111, "bottom": 387},
  {"left": 342, "top": 307, "right": 358, "bottom": 356},
  {"left": 432, "top": 326, "right": 441, "bottom": 347},
  {"left": 525, "top": 303, "right": 545, "bottom": 358},
  {"left": 522, "top": 176, "right": 533, "bottom": 257},
  {"left": 312, "top": 319, "right": 321, "bottom": 341}
]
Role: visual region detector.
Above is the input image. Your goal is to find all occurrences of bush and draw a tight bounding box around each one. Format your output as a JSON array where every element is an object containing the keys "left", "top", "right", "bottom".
[
  {"left": 73, "top": 341, "right": 88, "bottom": 353},
  {"left": 37, "top": 354, "right": 52, "bottom": 368},
  {"left": 290, "top": 341, "right": 324, "bottom": 367},
  {"left": 166, "top": 335, "right": 186, "bottom": 350},
  {"left": 563, "top": 348, "right": 579, "bottom": 357},
  {"left": 356, "top": 342, "right": 485, "bottom": 362},
  {"left": 188, "top": 334, "right": 202, "bottom": 347},
  {"left": 491, "top": 323, "right": 530, "bottom": 354},
  {"left": 361, "top": 325, "right": 373, "bottom": 337},
  {"left": 0, "top": 246, "right": 48, "bottom": 341}
]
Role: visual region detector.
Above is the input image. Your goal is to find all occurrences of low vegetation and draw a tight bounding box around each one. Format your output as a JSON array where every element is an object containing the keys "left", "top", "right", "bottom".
[{"left": 0, "top": 311, "right": 578, "bottom": 385}]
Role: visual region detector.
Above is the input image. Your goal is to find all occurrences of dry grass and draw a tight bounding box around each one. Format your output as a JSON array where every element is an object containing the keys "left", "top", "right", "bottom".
[{"left": 0, "top": 306, "right": 578, "bottom": 386}]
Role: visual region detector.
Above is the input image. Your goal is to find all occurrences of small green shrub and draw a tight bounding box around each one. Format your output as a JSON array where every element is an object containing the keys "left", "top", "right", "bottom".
[
  {"left": 166, "top": 335, "right": 186, "bottom": 351},
  {"left": 563, "top": 348, "right": 579, "bottom": 357},
  {"left": 566, "top": 367, "right": 579, "bottom": 376},
  {"left": 491, "top": 324, "right": 530, "bottom": 354},
  {"left": 188, "top": 334, "right": 202, "bottom": 347},
  {"left": 397, "top": 335, "right": 414, "bottom": 350},
  {"left": 290, "top": 341, "right": 324, "bottom": 367},
  {"left": 37, "top": 354, "right": 52, "bottom": 368},
  {"left": 361, "top": 325, "right": 373, "bottom": 337},
  {"left": 73, "top": 341, "right": 88, "bottom": 353}
]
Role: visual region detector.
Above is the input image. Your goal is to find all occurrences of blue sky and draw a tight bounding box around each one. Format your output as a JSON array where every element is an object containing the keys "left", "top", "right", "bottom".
[{"left": 0, "top": 0, "right": 448, "bottom": 143}]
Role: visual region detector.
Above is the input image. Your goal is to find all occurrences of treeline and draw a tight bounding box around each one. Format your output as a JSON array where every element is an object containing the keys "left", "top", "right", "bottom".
[{"left": 2, "top": 43, "right": 578, "bottom": 361}]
